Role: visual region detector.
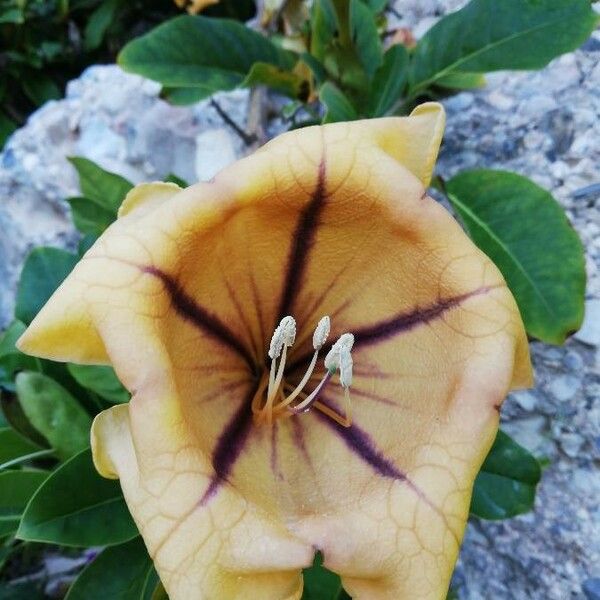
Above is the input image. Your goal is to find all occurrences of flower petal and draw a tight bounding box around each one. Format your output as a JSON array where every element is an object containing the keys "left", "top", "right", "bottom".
[{"left": 18, "top": 103, "right": 532, "bottom": 599}]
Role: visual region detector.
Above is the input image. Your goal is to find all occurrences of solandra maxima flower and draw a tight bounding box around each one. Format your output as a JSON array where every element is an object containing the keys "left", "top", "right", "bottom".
[{"left": 18, "top": 103, "right": 532, "bottom": 600}]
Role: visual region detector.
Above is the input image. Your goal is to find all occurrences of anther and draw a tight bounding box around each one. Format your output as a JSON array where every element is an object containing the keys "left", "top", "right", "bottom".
[
  {"left": 324, "top": 333, "right": 355, "bottom": 373},
  {"left": 312, "top": 316, "right": 330, "bottom": 350}
]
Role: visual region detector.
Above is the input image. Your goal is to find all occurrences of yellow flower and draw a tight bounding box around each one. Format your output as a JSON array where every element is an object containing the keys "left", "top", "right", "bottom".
[{"left": 18, "top": 103, "right": 532, "bottom": 600}]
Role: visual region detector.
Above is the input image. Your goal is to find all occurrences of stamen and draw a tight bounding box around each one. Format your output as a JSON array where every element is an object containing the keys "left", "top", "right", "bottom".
[
  {"left": 274, "top": 315, "right": 330, "bottom": 414},
  {"left": 324, "top": 333, "right": 355, "bottom": 373},
  {"left": 262, "top": 316, "right": 296, "bottom": 424},
  {"left": 312, "top": 315, "right": 330, "bottom": 350}
]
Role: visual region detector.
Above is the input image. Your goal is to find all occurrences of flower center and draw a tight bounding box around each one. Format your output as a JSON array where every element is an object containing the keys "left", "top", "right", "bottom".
[{"left": 251, "top": 315, "right": 354, "bottom": 427}]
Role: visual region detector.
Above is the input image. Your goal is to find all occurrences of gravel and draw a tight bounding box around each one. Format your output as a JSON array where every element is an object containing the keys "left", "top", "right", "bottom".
[{"left": 0, "top": 2, "right": 599, "bottom": 598}]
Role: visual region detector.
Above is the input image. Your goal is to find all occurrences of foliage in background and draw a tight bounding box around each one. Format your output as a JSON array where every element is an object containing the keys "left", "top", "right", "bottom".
[
  {"left": 0, "top": 0, "right": 593, "bottom": 596},
  {"left": 0, "top": 0, "right": 256, "bottom": 148}
]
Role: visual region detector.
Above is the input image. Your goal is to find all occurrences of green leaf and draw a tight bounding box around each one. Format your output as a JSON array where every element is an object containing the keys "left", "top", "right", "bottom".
[
  {"left": 67, "top": 196, "right": 116, "bottom": 237},
  {"left": 410, "top": 0, "right": 598, "bottom": 94},
  {"left": 434, "top": 71, "right": 486, "bottom": 90},
  {"left": 163, "top": 173, "right": 189, "bottom": 187},
  {"left": 320, "top": 82, "right": 357, "bottom": 123},
  {"left": 0, "top": 428, "right": 42, "bottom": 470},
  {"left": 18, "top": 448, "right": 138, "bottom": 547},
  {"left": 471, "top": 429, "right": 541, "bottom": 520},
  {"left": 65, "top": 538, "right": 155, "bottom": 600},
  {"left": 0, "top": 470, "right": 48, "bottom": 537},
  {"left": 160, "top": 87, "right": 210, "bottom": 105},
  {"left": 0, "top": 581, "right": 46, "bottom": 600},
  {"left": 118, "top": 16, "right": 295, "bottom": 93},
  {"left": 363, "top": 0, "right": 387, "bottom": 13},
  {"left": 0, "top": 321, "right": 38, "bottom": 387},
  {"left": 15, "top": 372, "right": 92, "bottom": 460},
  {"left": 0, "top": 113, "right": 17, "bottom": 148},
  {"left": 1, "top": 391, "right": 49, "bottom": 448},
  {"left": 15, "top": 247, "right": 79, "bottom": 325},
  {"left": 68, "top": 157, "right": 133, "bottom": 213},
  {"left": 310, "top": 0, "right": 338, "bottom": 62},
  {"left": 302, "top": 552, "right": 348, "bottom": 600},
  {"left": 0, "top": 8, "right": 24, "bottom": 24},
  {"left": 367, "top": 44, "right": 408, "bottom": 117},
  {"left": 22, "top": 74, "right": 61, "bottom": 106},
  {"left": 67, "top": 364, "right": 129, "bottom": 404},
  {"left": 84, "top": 0, "right": 121, "bottom": 51},
  {"left": 243, "top": 62, "right": 309, "bottom": 100},
  {"left": 349, "top": 0, "right": 383, "bottom": 76},
  {"left": 445, "top": 169, "right": 585, "bottom": 344}
]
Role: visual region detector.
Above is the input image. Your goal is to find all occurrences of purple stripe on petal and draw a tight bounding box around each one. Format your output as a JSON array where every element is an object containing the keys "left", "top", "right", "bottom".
[
  {"left": 200, "top": 382, "right": 258, "bottom": 505},
  {"left": 143, "top": 266, "right": 256, "bottom": 372},
  {"left": 314, "top": 399, "right": 406, "bottom": 481},
  {"left": 276, "top": 159, "right": 327, "bottom": 324},
  {"left": 288, "top": 286, "right": 492, "bottom": 373}
]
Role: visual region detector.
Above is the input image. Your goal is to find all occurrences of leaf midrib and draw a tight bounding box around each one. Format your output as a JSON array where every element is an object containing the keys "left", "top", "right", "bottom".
[
  {"left": 448, "top": 191, "right": 557, "bottom": 318},
  {"left": 412, "top": 11, "right": 582, "bottom": 91}
]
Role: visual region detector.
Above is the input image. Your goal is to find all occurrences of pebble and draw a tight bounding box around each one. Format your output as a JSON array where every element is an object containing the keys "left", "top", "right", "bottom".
[
  {"left": 547, "top": 375, "right": 581, "bottom": 402},
  {"left": 575, "top": 299, "right": 600, "bottom": 346},
  {"left": 584, "top": 578, "right": 600, "bottom": 600},
  {"left": 512, "top": 390, "right": 538, "bottom": 412}
]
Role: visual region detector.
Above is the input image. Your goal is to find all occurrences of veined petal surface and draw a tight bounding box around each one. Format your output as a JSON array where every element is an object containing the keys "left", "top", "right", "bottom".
[{"left": 19, "top": 103, "right": 532, "bottom": 600}]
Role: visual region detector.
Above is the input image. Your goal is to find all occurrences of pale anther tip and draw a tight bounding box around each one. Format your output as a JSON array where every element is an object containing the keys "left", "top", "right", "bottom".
[
  {"left": 313, "top": 315, "right": 331, "bottom": 350},
  {"left": 324, "top": 332, "right": 355, "bottom": 372}
]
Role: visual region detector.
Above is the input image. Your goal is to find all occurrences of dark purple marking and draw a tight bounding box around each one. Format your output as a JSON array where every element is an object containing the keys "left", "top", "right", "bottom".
[
  {"left": 199, "top": 382, "right": 258, "bottom": 505},
  {"left": 315, "top": 397, "right": 406, "bottom": 481},
  {"left": 143, "top": 266, "right": 256, "bottom": 372},
  {"left": 275, "top": 159, "right": 327, "bottom": 325},
  {"left": 288, "top": 287, "right": 491, "bottom": 373}
]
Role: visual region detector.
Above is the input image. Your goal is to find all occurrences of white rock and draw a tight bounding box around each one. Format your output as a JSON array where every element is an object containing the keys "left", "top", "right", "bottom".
[
  {"left": 512, "top": 390, "right": 538, "bottom": 411},
  {"left": 574, "top": 299, "right": 600, "bottom": 346},
  {"left": 194, "top": 128, "right": 239, "bottom": 182}
]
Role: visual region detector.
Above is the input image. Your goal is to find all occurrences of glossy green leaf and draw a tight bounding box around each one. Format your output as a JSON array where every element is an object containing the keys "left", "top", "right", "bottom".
[
  {"left": 243, "top": 62, "right": 309, "bottom": 100},
  {"left": 410, "top": 0, "right": 598, "bottom": 94},
  {"left": 320, "top": 82, "right": 357, "bottom": 123},
  {"left": 471, "top": 429, "right": 541, "bottom": 520},
  {"left": 349, "top": 0, "right": 383, "bottom": 76},
  {"left": 302, "top": 553, "right": 349, "bottom": 600},
  {"left": 163, "top": 173, "right": 189, "bottom": 187},
  {"left": 15, "top": 247, "right": 79, "bottom": 325},
  {"left": 160, "top": 86, "right": 209, "bottom": 105},
  {"left": 1, "top": 391, "right": 49, "bottom": 448},
  {"left": 67, "top": 196, "right": 116, "bottom": 237},
  {"left": 18, "top": 448, "right": 138, "bottom": 547},
  {"left": 118, "top": 16, "right": 295, "bottom": 92},
  {"left": 65, "top": 537, "right": 155, "bottom": 600},
  {"left": 67, "top": 364, "right": 129, "bottom": 404},
  {"left": 445, "top": 170, "right": 585, "bottom": 344},
  {"left": 0, "top": 470, "right": 48, "bottom": 537},
  {"left": 84, "top": 0, "right": 120, "bottom": 51},
  {"left": 434, "top": 71, "right": 485, "bottom": 90},
  {"left": 367, "top": 44, "right": 408, "bottom": 116},
  {"left": 68, "top": 157, "right": 133, "bottom": 213},
  {"left": 15, "top": 372, "right": 92, "bottom": 460},
  {"left": 310, "top": 0, "right": 338, "bottom": 62},
  {"left": 0, "top": 321, "right": 38, "bottom": 387},
  {"left": 0, "top": 428, "right": 43, "bottom": 471}
]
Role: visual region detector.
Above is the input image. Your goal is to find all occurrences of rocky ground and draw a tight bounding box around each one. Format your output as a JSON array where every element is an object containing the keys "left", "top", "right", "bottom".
[{"left": 0, "top": 1, "right": 598, "bottom": 598}]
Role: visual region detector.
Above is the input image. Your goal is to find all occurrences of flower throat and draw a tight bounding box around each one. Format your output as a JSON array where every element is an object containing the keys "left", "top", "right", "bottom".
[{"left": 251, "top": 315, "right": 354, "bottom": 428}]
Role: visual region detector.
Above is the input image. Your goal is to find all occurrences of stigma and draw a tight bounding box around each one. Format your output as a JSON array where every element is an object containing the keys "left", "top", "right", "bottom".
[{"left": 252, "top": 315, "right": 354, "bottom": 428}]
